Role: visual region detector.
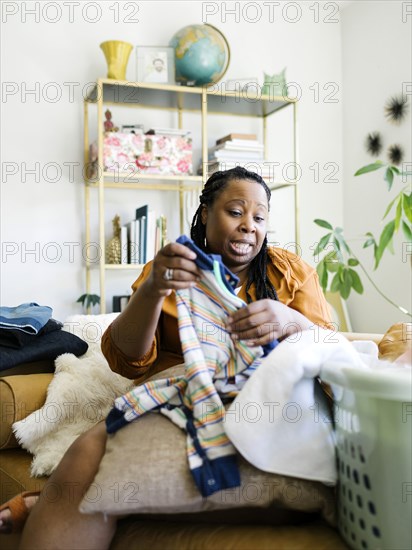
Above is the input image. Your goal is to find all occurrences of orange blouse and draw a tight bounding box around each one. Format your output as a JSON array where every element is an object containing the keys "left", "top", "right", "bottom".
[{"left": 101, "top": 247, "right": 333, "bottom": 384}]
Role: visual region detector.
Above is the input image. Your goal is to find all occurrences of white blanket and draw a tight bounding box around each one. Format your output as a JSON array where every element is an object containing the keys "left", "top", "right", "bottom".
[
  {"left": 13, "top": 314, "right": 134, "bottom": 477},
  {"left": 224, "top": 329, "right": 370, "bottom": 485}
]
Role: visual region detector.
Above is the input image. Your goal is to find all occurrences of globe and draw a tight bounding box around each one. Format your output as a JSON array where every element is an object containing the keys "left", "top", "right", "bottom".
[{"left": 169, "top": 24, "right": 230, "bottom": 86}]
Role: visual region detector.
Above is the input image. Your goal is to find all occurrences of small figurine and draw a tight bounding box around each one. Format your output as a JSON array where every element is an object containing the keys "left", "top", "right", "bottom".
[
  {"left": 104, "top": 109, "right": 119, "bottom": 132},
  {"left": 106, "top": 215, "right": 122, "bottom": 264},
  {"left": 87, "top": 141, "right": 98, "bottom": 180}
]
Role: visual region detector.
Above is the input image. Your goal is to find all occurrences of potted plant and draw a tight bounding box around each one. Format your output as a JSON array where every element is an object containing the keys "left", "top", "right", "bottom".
[
  {"left": 314, "top": 161, "right": 411, "bottom": 317},
  {"left": 76, "top": 293, "right": 101, "bottom": 314}
]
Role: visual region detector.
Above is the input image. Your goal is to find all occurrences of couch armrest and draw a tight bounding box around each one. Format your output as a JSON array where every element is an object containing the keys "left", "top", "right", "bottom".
[
  {"left": 0, "top": 373, "right": 53, "bottom": 450},
  {"left": 341, "top": 332, "right": 383, "bottom": 345}
]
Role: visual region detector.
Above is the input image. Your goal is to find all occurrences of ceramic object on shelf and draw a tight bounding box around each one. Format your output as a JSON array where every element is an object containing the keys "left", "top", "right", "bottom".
[
  {"left": 100, "top": 40, "right": 133, "bottom": 80},
  {"left": 261, "top": 68, "right": 288, "bottom": 98}
]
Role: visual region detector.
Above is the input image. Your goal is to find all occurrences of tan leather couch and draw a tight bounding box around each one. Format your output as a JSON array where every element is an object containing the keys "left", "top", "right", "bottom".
[{"left": 1, "top": 326, "right": 408, "bottom": 549}]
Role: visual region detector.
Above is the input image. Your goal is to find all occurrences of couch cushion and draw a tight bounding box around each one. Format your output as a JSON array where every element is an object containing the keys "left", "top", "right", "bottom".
[
  {"left": 378, "top": 322, "right": 412, "bottom": 362},
  {"left": 111, "top": 516, "right": 349, "bottom": 550},
  {"left": 0, "top": 449, "right": 48, "bottom": 504},
  {"left": 0, "top": 373, "right": 53, "bottom": 449},
  {"left": 80, "top": 412, "right": 336, "bottom": 524}
]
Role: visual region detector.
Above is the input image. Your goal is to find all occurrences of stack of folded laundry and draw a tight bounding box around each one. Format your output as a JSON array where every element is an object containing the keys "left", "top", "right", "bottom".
[{"left": 0, "top": 303, "right": 88, "bottom": 372}]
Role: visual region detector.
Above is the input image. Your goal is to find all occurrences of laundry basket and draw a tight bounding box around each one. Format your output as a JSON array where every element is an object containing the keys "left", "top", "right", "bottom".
[{"left": 321, "top": 362, "right": 412, "bottom": 550}]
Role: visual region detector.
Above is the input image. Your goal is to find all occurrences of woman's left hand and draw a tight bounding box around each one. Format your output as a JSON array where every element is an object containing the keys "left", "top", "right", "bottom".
[{"left": 225, "top": 299, "right": 313, "bottom": 346}]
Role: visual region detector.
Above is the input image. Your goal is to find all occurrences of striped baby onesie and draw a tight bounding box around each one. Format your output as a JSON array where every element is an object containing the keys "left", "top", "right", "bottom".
[{"left": 106, "top": 236, "right": 277, "bottom": 496}]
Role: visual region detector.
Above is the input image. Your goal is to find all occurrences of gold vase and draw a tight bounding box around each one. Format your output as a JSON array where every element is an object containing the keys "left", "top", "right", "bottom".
[{"left": 100, "top": 40, "right": 133, "bottom": 80}]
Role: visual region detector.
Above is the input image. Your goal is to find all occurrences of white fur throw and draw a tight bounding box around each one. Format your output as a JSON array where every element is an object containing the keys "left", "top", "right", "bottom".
[{"left": 13, "top": 314, "right": 134, "bottom": 477}]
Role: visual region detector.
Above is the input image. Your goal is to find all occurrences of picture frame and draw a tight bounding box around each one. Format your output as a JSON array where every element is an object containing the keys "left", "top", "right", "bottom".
[{"left": 136, "top": 46, "right": 175, "bottom": 85}]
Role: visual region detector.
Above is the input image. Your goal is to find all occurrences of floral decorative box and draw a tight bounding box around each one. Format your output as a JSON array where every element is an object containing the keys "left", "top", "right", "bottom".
[{"left": 103, "top": 132, "right": 193, "bottom": 175}]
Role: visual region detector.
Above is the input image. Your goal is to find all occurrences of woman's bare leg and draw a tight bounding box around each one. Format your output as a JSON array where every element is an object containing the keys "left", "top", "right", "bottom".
[{"left": 20, "top": 421, "right": 116, "bottom": 550}]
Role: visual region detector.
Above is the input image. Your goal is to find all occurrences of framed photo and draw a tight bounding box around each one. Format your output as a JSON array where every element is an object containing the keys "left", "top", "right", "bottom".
[{"left": 136, "top": 46, "right": 175, "bottom": 85}]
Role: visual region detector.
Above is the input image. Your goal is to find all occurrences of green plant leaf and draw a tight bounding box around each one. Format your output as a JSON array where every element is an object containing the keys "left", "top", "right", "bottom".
[
  {"left": 384, "top": 167, "right": 394, "bottom": 191},
  {"left": 323, "top": 251, "right": 339, "bottom": 272},
  {"left": 382, "top": 193, "right": 399, "bottom": 220},
  {"left": 331, "top": 238, "right": 345, "bottom": 262},
  {"left": 374, "top": 219, "right": 395, "bottom": 269},
  {"left": 391, "top": 166, "right": 400, "bottom": 175},
  {"left": 354, "top": 161, "right": 384, "bottom": 176},
  {"left": 402, "top": 220, "right": 412, "bottom": 242},
  {"left": 76, "top": 294, "right": 87, "bottom": 305},
  {"left": 90, "top": 294, "right": 101, "bottom": 306},
  {"left": 363, "top": 238, "right": 375, "bottom": 248},
  {"left": 330, "top": 271, "right": 342, "bottom": 293},
  {"left": 387, "top": 236, "right": 395, "bottom": 255},
  {"left": 348, "top": 258, "right": 359, "bottom": 266},
  {"left": 334, "top": 232, "right": 350, "bottom": 255},
  {"left": 340, "top": 269, "right": 352, "bottom": 300},
  {"left": 313, "top": 233, "right": 332, "bottom": 256},
  {"left": 316, "top": 261, "right": 325, "bottom": 287},
  {"left": 395, "top": 197, "right": 403, "bottom": 232},
  {"left": 403, "top": 192, "right": 412, "bottom": 224},
  {"left": 349, "top": 268, "right": 364, "bottom": 294},
  {"left": 314, "top": 219, "right": 333, "bottom": 230},
  {"left": 76, "top": 293, "right": 100, "bottom": 309}
]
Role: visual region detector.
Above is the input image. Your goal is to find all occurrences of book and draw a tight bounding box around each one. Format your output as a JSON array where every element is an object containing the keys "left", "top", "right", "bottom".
[
  {"left": 120, "top": 225, "right": 128, "bottom": 264},
  {"left": 135, "top": 205, "right": 148, "bottom": 264},
  {"left": 209, "top": 150, "right": 264, "bottom": 161},
  {"left": 152, "top": 215, "right": 168, "bottom": 256},
  {"left": 205, "top": 161, "right": 275, "bottom": 180},
  {"left": 216, "top": 133, "right": 257, "bottom": 145},
  {"left": 145, "top": 210, "right": 156, "bottom": 262},
  {"left": 126, "top": 220, "right": 140, "bottom": 264},
  {"left": 212, "top": 141, "right": 264, "bottom": 152}
]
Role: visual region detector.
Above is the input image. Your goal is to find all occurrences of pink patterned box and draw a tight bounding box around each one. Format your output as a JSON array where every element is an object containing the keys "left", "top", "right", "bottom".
[{"left": 103, "top": 132, "right": 193, "bottom": 175}]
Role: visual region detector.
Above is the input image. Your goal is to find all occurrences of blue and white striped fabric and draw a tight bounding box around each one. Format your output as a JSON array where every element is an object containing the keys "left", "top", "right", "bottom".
[{"left": 106, "top": 236, "right": 277, "bottom": 496}]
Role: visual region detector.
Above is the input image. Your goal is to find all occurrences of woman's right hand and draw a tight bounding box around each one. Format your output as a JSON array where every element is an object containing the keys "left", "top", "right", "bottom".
[{"left": 144, "top": 242, "right": 201, "bottom": 297}]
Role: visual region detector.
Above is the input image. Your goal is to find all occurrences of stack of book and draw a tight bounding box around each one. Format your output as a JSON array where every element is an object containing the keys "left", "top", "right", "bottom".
[
  {"left": 208, "top": 134, "right": 264, "bottom": 167},
  {"left": 120, "top": 206, "right": 167, "bottom": 265},
  {"left": 205, "top": 133, "right": 269, "bottom": 176}
]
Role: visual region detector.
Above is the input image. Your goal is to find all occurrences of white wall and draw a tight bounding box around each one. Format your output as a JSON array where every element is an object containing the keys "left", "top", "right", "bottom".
[
  {"left": 341, "top": 1, "right": 412, "bottom": 332},
  {"left": 2, "top": 0, "right": 386, "bottom": 325}
]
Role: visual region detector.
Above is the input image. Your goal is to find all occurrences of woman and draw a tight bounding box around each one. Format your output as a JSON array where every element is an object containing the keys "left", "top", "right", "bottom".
[{"left": 1, "top": 167, "right": 332, "bottom": 548}]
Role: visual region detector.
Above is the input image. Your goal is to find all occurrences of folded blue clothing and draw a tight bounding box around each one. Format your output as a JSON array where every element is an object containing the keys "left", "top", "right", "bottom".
[
  {"left": 0, "top": 329, "right": 88, "bottom": 372},
  {"left": 0, "top": 318, "right": 63, "bottom": 349},
  {"left": 0, "top": 303, "right": 52, "bottom": 334}
]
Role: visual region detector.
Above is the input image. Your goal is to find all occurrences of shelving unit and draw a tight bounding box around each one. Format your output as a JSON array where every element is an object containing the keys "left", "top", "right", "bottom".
[{"left": 84, "top": 78, "right": 299, "bottom": 313}]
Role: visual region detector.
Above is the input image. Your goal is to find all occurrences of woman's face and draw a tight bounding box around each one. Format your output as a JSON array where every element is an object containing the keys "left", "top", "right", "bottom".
[{"left": 201, "top": 178, "right": 269, "bottom": 274}]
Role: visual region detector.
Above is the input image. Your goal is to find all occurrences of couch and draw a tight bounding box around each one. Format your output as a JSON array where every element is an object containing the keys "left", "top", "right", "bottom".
[{"left": 0, "top": 324, "right": 408, "bottom": 550}]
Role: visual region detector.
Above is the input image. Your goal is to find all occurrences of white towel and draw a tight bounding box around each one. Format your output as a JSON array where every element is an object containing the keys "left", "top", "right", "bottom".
[{"left": 224, "top": 329, "right": 369, "bottom": 485}]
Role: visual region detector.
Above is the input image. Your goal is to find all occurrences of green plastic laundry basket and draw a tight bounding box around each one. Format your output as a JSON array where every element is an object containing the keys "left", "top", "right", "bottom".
[{"left": 321, "top": 363, "right": 412, "bottom": 550}]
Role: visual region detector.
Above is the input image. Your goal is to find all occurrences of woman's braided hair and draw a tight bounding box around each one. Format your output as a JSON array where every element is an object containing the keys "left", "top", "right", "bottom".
[{"left": 190, "top": 166, "right": 279, "bottom": 303}]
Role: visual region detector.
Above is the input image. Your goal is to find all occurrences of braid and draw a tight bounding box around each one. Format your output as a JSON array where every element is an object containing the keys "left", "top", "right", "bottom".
[
  {"left": 245, "top": 236, "right": 279, "bottom": 303},
  {"left": 190, "top": 167, "right": 279, "bottom": 302}
]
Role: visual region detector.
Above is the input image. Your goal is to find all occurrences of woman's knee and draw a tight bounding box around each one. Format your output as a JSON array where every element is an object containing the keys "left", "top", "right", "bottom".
[{"left": 65, "top": 421, "right": 107, "bottom": 461}]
